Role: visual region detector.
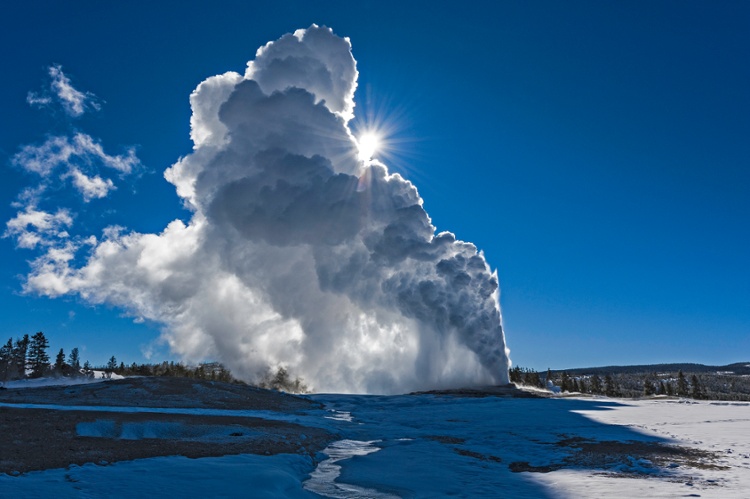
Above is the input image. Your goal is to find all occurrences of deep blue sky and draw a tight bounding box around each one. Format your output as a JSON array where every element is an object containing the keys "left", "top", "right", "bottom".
[{"left": 1, "top": 1, "right": 748, "bottom": 370}]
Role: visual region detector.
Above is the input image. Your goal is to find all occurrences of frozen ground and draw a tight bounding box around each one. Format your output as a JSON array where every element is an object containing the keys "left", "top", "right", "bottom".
[
  {"left": 1, "top": 380, "right": 749, "bottom": 498},
  {"left": 0, "top": 372, "right": 124, "bottom": 389},
  {"left": 306, "top": 394, "right": 750, "bottom": 498}
]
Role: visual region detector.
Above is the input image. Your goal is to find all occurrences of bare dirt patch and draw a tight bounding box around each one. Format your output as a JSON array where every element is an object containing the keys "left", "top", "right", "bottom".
[
  {"left": 0, "top": 378, "right": 334, "bottom": 475},
  {"left": 556, "top": 437, "right": 729, "bottom": 472},
  {"left": 453, "top": 448, "right": 503, "bottom": 463},
  {"left": 425, "top": 435, "right": 503, "bottom": 463},
  {"left": 509, "top": 436, "right": 728, "bottom": 476},
  {"left": 425, "top": 435, "right": 466, "bottom": 445}
]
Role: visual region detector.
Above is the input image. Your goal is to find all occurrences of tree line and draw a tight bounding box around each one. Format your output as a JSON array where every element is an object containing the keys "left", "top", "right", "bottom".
[
  {"left": 0, "top": 332, "right": 81, "bottom": 381},
  {"left": 510, "top": 365, "right": 750, "bottom": 401},
  {"left": 0, "top": 331, "right": 308, "bottom": 393},
  {"left": 0, "top": 331, "right": 233, "bottom": 383}
]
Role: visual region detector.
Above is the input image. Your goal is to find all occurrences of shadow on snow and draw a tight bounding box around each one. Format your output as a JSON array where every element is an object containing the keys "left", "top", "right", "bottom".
[{"left": 309, "top": 394, "right": 683, "bottom": 498}]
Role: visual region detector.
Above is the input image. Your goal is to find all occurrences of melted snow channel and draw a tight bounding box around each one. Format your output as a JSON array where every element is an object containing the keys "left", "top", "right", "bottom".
[
  {"left": 304, "top": 439, "right": 399, "bottom": 499},
  {"left": 324, "top": 410, "right": 353, "bottom": 422}
]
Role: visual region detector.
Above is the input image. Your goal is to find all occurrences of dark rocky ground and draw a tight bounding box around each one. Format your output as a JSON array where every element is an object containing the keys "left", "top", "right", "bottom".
[
  {"left": 0, "top": 377, "right": 334, "bottom": 475},
  {"left": 0, "top": 376, "right": 322, "bottom": 411}
]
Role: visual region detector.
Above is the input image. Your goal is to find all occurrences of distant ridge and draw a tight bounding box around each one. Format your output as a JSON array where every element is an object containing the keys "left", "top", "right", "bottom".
[{"left": 552, "top": 362, "right": 750, "bottom": 376}]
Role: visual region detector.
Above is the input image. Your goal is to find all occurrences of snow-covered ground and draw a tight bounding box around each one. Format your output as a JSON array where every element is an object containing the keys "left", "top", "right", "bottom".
[
  {"left": 2, "top": 390, "right": 749, "bottom": 498},
  {"left": 0, "top": 372, "right": 124, "bottom": 389}
]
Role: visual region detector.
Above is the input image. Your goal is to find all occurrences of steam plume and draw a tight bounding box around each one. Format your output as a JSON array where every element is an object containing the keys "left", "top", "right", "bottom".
[{"left": 15, "top": 26, "right": 510, "bottom": 393}]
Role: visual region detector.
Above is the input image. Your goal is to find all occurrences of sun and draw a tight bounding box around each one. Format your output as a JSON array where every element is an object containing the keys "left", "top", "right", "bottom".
[{"left": 357, "top": 132, "right": 381, "bottom": 161}]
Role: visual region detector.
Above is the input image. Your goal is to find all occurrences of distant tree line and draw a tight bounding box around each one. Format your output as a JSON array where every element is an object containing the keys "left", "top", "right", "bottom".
[
  {"left": 0, "top": 331, "right": 129, "bottom": 382},
  {"left": 1, "top": 332, "right": 63, "bottom": 381},
  {"left": 508, "top": 366, "right": 545, "bottom": 388},
  {"left": 511, "top": 364, "right": 750, "bottom": 401},
  {"left": 0, "top": 331, "right": 309, "bottom": 393},
  {"left": 116, "top": 360, "right": 235, "bottom": 382},
  {"left": 0, "top": 331, "right": 230, "bottom": 383}
]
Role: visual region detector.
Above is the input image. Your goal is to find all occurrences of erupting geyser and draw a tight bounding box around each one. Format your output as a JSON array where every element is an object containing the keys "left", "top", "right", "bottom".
[{"left": 16, "top": 26, "right": 511, "bottom": 393}]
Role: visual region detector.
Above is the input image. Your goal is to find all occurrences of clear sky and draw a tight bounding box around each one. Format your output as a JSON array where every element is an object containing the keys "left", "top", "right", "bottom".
[{"left": 1, "top": 1, "right": 748, "bottom": 371}]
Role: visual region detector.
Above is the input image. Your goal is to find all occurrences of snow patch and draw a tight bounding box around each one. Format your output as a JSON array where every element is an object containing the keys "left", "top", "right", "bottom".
[
  {"left": 1, "top": 374, "right": 123, "bottom": 390},
  {"left": 324, "top": 410, "right": 353, "bottom": 422},
  {"left": 303, "top": 440, "right": 397, "bottom": 499}
]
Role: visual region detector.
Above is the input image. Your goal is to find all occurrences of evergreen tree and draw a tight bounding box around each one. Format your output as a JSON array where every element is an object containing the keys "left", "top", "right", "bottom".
[
  {"left": 643, "top": 376, "right": 655, "bottom": 396},
  {"left": 536, "top": 371, "right": 545, "bottom": 388},
  {"left": 68, "top": 348, "right": 81, "bottom": 372},
  {"left": 560, "top": 372, "right": 571, "bottom": 392},
  {"left": 12, "top": 334, "right": 30, "bottom": 379},
  {"left": 545, "top": 368, "right": 553, "bottom": 389},
  {"left": 590, "top": 375, "right": 603, "bottom": 394},
  {"left": 54, "top": 348, "right": 66, "bottom": 374},
  {"left": 578, "top": 378, "right": 587, "bottom": 393},
  {"left": 665, "top": 381, "right": 674, "bottom": 396},
  {"left": 523, "top": 369, "right": 541, "bottom": 388},
  {"left": 0, "top": 338, "right": 12, "bottom": 381},
  {"left": 676, "top": 370, "right": 689, "bottom": 397},
  {"left": 105, "top": 356, "right": 118, "bottom": 378},
  {"left": 659, "top": 381, "right": 667, "bottom": 395},
  {"left": 274, "top": 366, "right": 290, "bottom": 389},
  {"left": 604, "top": 374, "right": 618, "bottom": 397},
  {"left": 691, "top": 374, "right": 702, "bottom": 400},
  {"left": 27, "top": 332, "right": 50, "bottom": 378}
]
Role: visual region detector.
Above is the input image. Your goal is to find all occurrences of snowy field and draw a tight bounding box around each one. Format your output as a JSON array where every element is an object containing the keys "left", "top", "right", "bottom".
[
  {"left": 1, "top": 384, "right": 749, "bottom": 498},
  {"left": 0, "top": 371, "right": 125, "bottom": 389}
]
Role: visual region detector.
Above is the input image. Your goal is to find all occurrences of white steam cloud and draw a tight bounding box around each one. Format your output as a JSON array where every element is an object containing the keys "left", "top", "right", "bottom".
[{"left": 10, "top": 26, "right": 510, "bottom": 393}]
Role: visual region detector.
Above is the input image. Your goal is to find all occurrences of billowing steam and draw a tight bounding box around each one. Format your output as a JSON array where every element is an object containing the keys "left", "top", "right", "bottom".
[{"left": 11, "top": 26, "right": 510, "bottom": 393}]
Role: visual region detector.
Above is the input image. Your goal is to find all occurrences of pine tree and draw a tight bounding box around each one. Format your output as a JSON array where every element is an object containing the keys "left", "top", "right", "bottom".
[
  {"left": 560, "top": 372, "right": 571, "bottom": 392},
  {"left": 691, "top": 374, "right": 702, "bottom": 400},
  {"left": 27, "top": 332, "right": 50, "bottom": 378},
  {"left": 665, "top": 381, "right": 674, "bottom": 396},
  {"left": 530, "top": 370, "right": 543, "bottom": 388},
  {"left": 590, "top": 375, "right": 603, "bottom": 394},
  {"left": 273, "top": 366, "right": 290, "bottom": 390},
  {"left": 604, "top": 374, "right": 618, "bottom": 397},
  {"left": 12, "top": 334, "right": 30, "bottom": 379},
  {"left": 54, "top": 348, "right": 66, "bottom": 374},
  {"left": 0, "top": 338, "right": 13, "bottom": 382},
  {"left": 643, "top": 376, "right": 655, "bottom": 396},
  {"left": 523, "top": 369, "right": 541, "bottom": 387},
  {"left": 578, "top": 378, "right": 588, "bottom": 393},
  {"left": 676, "top": 370, "right": 689, "bottom": 397},
  {"left": 105, "top": 356, "right": 118, "bottom": 378},
  {"left": 68, "top": 348, "right": 81, "bottom": 374}
]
